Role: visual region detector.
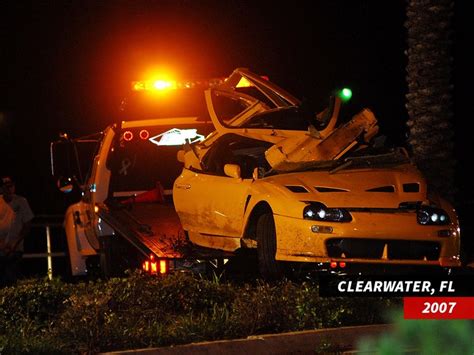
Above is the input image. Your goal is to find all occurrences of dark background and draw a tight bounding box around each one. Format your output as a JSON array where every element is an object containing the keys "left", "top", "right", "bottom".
[{"left": 0, "top": 0, "right": 471, "bottom": 217}]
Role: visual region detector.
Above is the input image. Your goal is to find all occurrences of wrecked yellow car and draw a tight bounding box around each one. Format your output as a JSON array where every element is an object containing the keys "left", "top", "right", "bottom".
[{"left": 173, "top": 68, "right": 461, "bottom": 278}]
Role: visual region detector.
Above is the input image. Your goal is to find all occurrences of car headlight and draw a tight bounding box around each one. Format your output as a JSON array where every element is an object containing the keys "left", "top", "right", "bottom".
[
  {"left": 417, "top": 206, "right": 450, "bottom": 225},
  {"left": 303, "top": 202, "right": 352, "bottom": 222}
]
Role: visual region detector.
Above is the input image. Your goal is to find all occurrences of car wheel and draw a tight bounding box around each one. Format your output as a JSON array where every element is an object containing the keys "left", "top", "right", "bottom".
[{"left": 257, "top": 212, "right": 284, "bottom": 280}]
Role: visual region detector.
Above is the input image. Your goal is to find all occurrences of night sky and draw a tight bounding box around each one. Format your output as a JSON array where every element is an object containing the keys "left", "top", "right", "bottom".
[{"left": 0, "top": 0, "right": 471, "bottom": 215}]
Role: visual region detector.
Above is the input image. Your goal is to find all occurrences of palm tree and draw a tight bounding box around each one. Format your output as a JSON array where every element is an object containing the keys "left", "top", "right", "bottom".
[{"left": 405, "top": 0, "right": 454, "bottom": 201}]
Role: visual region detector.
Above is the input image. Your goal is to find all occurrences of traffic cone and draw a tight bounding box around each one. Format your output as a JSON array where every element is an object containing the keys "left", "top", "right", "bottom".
[{"left": 121, "top": 181, "right": 165, "bottom": 204}]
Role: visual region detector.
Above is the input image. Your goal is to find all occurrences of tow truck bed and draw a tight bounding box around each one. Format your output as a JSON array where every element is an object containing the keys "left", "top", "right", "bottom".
[{"left": 97, "top": 202, "right": 234, "bottom": 260}]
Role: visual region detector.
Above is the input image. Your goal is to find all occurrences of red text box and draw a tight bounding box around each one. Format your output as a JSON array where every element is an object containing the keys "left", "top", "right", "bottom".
[{"left": 404, "top": 297, "right": 474, "bottom": 319}]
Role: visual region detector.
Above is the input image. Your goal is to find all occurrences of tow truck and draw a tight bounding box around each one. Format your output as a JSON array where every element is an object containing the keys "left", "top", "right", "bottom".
[{"left": 51, "top": 75, "right": 234, "bottom": 277}]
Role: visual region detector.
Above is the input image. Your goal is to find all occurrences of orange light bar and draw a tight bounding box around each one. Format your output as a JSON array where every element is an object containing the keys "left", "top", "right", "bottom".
[
  {"left": 131, "top": 78, "right": 224, "bottom": 92},
  {"left": 154, "top": 80, "right": 176, "bottom": 90},
  {"left": 131, "top": 79, "right": 176, "bottom": 91},
  {"left": 143, "top": 260, "right": 150, "bottom": 272}
]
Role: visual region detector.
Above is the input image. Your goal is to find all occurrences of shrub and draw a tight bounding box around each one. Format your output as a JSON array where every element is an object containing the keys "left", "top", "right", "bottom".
[
  {"left": 0, "top": 271, "right": 400, "bottom": 353},
  {"left": 0, "top": 278, "right": 71, "bottom": 353}
]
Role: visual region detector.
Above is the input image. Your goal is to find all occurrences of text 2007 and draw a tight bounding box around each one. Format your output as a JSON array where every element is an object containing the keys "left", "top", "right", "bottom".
[{"left": 422, "top": 302, "right": 456, "bottom": 314}]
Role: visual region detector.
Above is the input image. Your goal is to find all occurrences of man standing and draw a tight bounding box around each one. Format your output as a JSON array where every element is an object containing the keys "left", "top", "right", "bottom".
[{"left": 1, "top": 176, "right": 34, "bottom": 285}]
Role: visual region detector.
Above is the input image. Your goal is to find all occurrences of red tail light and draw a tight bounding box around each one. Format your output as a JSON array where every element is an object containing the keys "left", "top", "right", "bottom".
[
  {"left": 151, "top": 261, "right": 158, "bottom": 274},
  {"left": 159, "top": 260, "right": 168, "bottom": 274},
  {"left": 142, "top": 254, "right": 169, "bottom": 275},
  {"left": 339, "top": 261, "right": 346, "bottom": 268},
  {"left": 330, "top": 261, "right": 337, "bottom": 268}
]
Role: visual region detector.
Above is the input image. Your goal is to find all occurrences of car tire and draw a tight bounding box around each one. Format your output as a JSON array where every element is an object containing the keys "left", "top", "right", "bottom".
[{"left": 257, "top": 212, "right": 284, "bottom": 280}]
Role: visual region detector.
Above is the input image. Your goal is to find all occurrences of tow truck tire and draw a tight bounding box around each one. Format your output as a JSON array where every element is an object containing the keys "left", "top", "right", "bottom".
[
  {"left": 99, "top": 235, "right": 113, "bottom": 278},
  {"left": 257, "top": 212, "right": 284, "bottom": 280}
]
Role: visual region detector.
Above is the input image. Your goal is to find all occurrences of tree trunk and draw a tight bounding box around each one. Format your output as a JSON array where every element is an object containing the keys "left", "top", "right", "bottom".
[{"left": 405, "top": 0, "right": 455, "bottom": 201}]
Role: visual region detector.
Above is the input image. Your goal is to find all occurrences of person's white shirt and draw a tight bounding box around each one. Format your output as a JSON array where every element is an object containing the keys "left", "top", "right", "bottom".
[
  {"left": 0, "top": 197, "right": 14, "bottom": 252},
  {"left": 2, "top": 195, "right": 34, "bottom": 252}
]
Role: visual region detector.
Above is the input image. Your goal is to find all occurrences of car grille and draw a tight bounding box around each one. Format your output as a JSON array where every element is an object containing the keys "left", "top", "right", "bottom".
[{"left": 325, "top": 238, "right": 440, "bottom": 261}]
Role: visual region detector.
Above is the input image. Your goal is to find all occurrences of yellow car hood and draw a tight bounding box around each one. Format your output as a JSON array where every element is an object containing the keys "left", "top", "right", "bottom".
[{"left": 263, "top": 163, "right": 427, "bottom": 209}]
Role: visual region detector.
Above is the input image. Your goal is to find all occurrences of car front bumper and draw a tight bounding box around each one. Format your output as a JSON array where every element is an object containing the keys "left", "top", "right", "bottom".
[{"left": 273, "top": 212, "right": 461, "bottom": 267}]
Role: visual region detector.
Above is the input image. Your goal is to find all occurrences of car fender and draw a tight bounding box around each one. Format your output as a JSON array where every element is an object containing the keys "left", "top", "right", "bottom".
[
  {"left": 247, "top": 181, "right": 308, "bottom": 216},
  {"left": 242, "top": 183, "right": 308, "bottom": 238}
]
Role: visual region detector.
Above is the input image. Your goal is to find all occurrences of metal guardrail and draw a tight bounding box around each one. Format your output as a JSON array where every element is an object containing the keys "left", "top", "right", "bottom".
[{"left": 24, "top": 214, "right": 66, "bottom": 280}]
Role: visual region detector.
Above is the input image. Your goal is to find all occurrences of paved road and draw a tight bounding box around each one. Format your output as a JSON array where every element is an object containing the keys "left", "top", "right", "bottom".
[{"left": 104, "top": 324, "right": 393, "bottom": 355}]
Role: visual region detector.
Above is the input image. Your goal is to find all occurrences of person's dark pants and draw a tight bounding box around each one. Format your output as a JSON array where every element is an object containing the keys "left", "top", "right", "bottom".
[{"left": 0, "top": 252, "right": 23, "bottom": 286}]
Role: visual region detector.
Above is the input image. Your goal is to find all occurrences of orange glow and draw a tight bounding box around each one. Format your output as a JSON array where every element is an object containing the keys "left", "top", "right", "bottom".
[
  {"left": 153, "top": 80, "right": 175, "bottom": 90},
  {"left": 159, "top": 260, "right": 168, "bottom": 274},
  {"left": 94, "top": 205, "right": 99, "bottom": 213},
  {"left": 143, "top": 261, "right": 150, "bottom": 272},
  {"left": 133, "top": 81, "right": 146, "bottom": 91}
]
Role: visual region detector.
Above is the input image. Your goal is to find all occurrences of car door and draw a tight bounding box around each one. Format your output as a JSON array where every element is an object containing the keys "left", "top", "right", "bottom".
[
  {"left": 80, "top": 126, "right": 115, "bottom": 246},
  {"left": 221, "top": 68, "right": 301, "bottom": 109},
  {"left": 173, "top": 135, "right": 253, "bottom": 238},
  {"left": 204, "top": 68, "right": 301, "bottom": 134}
]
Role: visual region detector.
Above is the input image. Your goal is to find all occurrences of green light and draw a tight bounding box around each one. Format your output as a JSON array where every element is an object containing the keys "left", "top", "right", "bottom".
[{"left": 339, "top": 87, "right": 352, "bottom": 102}]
